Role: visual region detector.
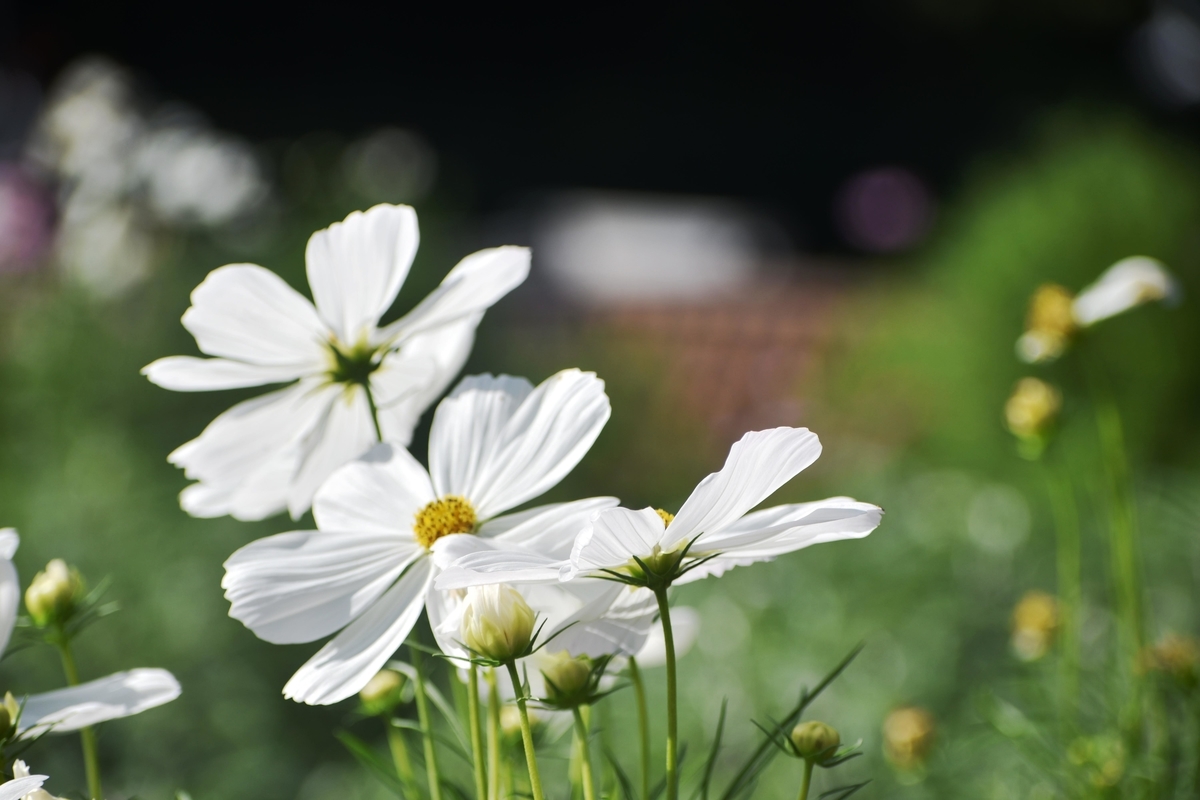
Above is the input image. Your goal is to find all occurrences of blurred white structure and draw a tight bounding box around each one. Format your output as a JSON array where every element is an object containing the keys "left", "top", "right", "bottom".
[
  {"left": 1132, "top": 5, "right": 1200, "bottom": 107},
  {"left": 535, "top": 192, "right": 767, "bottom": 304},
  {"left": 341, "top": 127, "right": 438, "bottom": 204},
  {"left": 26, "top": 57, "right": 267, "bottom": 298}
]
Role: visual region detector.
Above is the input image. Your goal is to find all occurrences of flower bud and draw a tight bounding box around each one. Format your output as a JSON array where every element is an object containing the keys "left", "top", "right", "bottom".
[
  {"left": 1005, "top": 378, "right": 1061, "bottom": 458},
  {"left": 359, "top": 668, "right": 406, "bottom": 716},
  {"left": 1143, "top": 633, "right": 1200, "bottom": 688},
  {"left": 1017, "top": 284, "right": 1077, "bottom": 363},
  {"left": 460, "top": 584, "right": 536, "bottom": 662},
  {"left": 790, "top": 720, "right": 840, "bottom": 763},
  {"left": 883, "top": 706, "right": 935, "bottom": 770},
  {"left": 24, "top": 560, "right": 85, "bottom": 628},
  {"left": 1011, "top": 591, "right": 1059, "bottom": 662},
  {"left": 539, "top": 651, "right": 592, "bottom": 704},
  {"left": 501, "top": 703, "right": 537, "bottom": 737}
]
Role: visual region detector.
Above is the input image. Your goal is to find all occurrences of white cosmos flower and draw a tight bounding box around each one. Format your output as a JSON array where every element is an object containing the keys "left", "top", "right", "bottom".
[
  {"left": 437, "top": 427, "right": 882, "bottom": 589},
  {"left": 221, "top": 369, "right": 652, "bottom": 706},
  {"left": 0, "top": 530, "right": 181, "bottom": 736},
  {"left": 143, "top": 203, "right": 530, "bottom": 520},
  {"left": 2, "top": 762, "right": 52, "bottom": 800},
  {"left": 1071, "top": 256, "right": 1179, "bottom": 325}
]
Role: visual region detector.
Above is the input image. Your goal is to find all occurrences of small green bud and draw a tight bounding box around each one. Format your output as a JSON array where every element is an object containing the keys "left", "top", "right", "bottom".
[
  {"left": 25, "top": 559, "right": 85, "bottom": 627},
  {"left": 539, "top": 651, "right": 592, "bottom": 705},
  {"left": 359, "top": 668, "right": 406, "bottom": 716},
  {"left": 790, "top": 720, "right": 840, "bottom": 763}
]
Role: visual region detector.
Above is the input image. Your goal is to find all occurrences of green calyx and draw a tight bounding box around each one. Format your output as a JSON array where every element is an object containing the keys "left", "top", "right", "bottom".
[{"left": 327, "top": 339, "right": 383, "bottom": 387}]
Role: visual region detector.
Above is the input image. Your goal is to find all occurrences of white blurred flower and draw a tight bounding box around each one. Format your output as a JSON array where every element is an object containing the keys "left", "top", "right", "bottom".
[
  {"left": 144, "top": 204, "right": 529, "bottom": 520},
  {"left": 3, "top": 761, "right": 53, "bottom": 800},
  {"left": 633, "top": 606, "right": 700, "bottom": 668},
  {"left": 222, "top": 370, "right": 650, "bottom": 705},
  {"left": 0, "top": 530, "right": 181, "bottom": 737},
  {"left": 438, "top": 428, "right": 882, "bottom": 589},
  {"left": 135, "top": 126, "right": 266, "bottom": 226},
  {"left": 1017, "top": 256, "right": 1180, "bottom": 363},
  {"left": 1072, "top": 256, "right": 1179, "bottom": 325}
]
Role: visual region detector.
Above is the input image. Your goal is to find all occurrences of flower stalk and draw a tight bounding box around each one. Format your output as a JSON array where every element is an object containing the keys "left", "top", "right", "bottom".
[
  {"left": 469, "top": 663, "right": 487, "bottom": 800},
  {"left": 629, "top": 656, "right": 651, "bottom": 800},
  {"left": 55, "top": 633, "right": 102, "bottom": 800},
  {"left": 504, "top": 660, "right": 545, "bottom": 800},
  {"left": 387, "top": 722, "right": 419, "bottom": 798},
  {"left": 653, "top": 588, "right": 679, "bottom": 800},
  {"left": 572, "top": 706, "right": 597, "bottom": 800},
  {"left": 412, "top": 647, "right": 443, "bottom": 800},
  {"left": 796, "top": 760, "right": 814, "bottom": 800},
  {"left": 486, "top": 669, "right": 501, "bottom": 800}
]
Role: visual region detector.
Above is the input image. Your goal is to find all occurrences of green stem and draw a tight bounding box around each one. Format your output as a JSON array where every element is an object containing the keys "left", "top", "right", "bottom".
[
  {"left": 505, "top": 660, "right": 545, "bottom": 800},
  {"left": 56, "top": 635, "right": 102, "bottom": 800},
  {"left": 629, "top": 657, "right": 651, "bottom": 800},
  {"left": 364, "top": 383, "right": 384, "bottom": 441},
  {"left": 412, "top": 647, "right": 443, "bottom": 800},
  {"left": 469, "top": 664, "right": 487, "bottom": 800},
  {"left": 486, "top": 669, "right": 501, "bottom": 800},
  {"left": 796, "top": 760, "right": 814, "bottom": 800},
  {"left": 653, "top": 589, "right": 679, "bottom": 800},
  {"left": 1095, "top": 400, "right": 1145, "bottom": 739},
  {"left": 1044, "top": 458, "right": 1081, "bottom": 732},
  {"left": 387, "top": 722, "right": 419, "bottom": 799},
  {"left": 573, "top": 707, "right": 597, "bottom": 800}
]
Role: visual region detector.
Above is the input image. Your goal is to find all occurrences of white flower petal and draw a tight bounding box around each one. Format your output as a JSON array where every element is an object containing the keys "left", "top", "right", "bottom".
[
  {"left": 142, "top": 356, "right": 307, "bottom": 391},
  {"left": 224, "top": 529, "right": 419, "bottom": 644},
  {"left": 381, "top": 246, "right": 530, "bottom": 344},
  {"left": 305, "top": 204, "right": 419, "bottom": 344},
  {"left": 0, "top": 775, "right": 46, "bottom": 800},
  {"left": 634, "top": 606, "right": 700, "bottom": 667},
  {"left": 0, "top": 529, "right": 18, "bottom": 656},
  {"left": 675, "top": 498, "right": 882, "bottom": 584},
  {"left": 287, "top": 385, "right": 380, "bottom": 520},
  {"left": 568, "top": 507, "right": 666, "bottom": 578},
  {"left": 181, "top": 263, "right": 329, "bottom": 367},
  {"left": 1072, "top": 256, "right": 1179, "bottom": 327},
  {"left": 19, "top": 669, "right": 181, "bottom": 736},
  {"left": 313, "top": 443, "right": 435, "bottom": 536},
  {"left": 435, "top": 544, "right": 566, "bottom": 589},
  {"left": 535, "top": 581, "right": 653, "bottom": 658},
  {"left": 284, "top": 557, "right": 432, "bottom": 705},
  {"left": 666, "top": 427, "right": 822, "bottom": 549},
  {"left": 481, "top": 497, "right": 618, "bottom": 558},
  {"left": 169, "top": 379, "right": 339, "bottom": 521},
  {"left": 430, "top": 370, "right": 610, "bottom": 518},
  {"left": 373, "top": 315, "right": 479, "bottom": 447},
  {"left": 695, "top": 498, "right": 882, "bottom": 553},
  {"left": 0, "top": 529, "right": 18, "bottom": 561}
]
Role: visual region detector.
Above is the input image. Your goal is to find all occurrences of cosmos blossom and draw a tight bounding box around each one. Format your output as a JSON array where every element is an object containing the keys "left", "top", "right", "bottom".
[{"left": 143, "top": 203, "right": 529, "bottom": 520}]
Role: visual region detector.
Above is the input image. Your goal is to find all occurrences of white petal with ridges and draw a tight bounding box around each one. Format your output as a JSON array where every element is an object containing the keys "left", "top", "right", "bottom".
[
  {"left": 313, "top": 443, "right": 435, "bottom": 536},
  {"left": 381, "top": 246, "right": 530, "bottom": 344},
  {"left": 430, "top": 370, "right": 610, "bottom": 518},
  {"left": 0, "top": 775, "right": 46, "bottom": 800},
  {"left": 482, "top": 497, "right": 618, "bottom": 557},
  {"left": 287, "top": 384, "right": 380, "bottom": 520},
  {"left": 664, "top": 427, "right": 822, "bottom": 549},
  {"left": 142, "top": 356, "right": 308, "bottom": 391},
  {"left": 1072, "top": 256, "right": 1179, "bottom": 326},
  {"left": 284, "top": 557, "right": 432, "bottom": 705},
  {"left": 568, "top": 507, "right": 667, "bottom": 578},
  {"left": 306, "top": 204, "right": 419, "bottom": 344},
  {"left": 182, "top": 263, "right": 329, "bottom": 366},
  {"left": 19, "top": 669, "right": 181, "bottom": 736},
  {"left": 224, "top": 529, "right": 419, "bottom": 644}
]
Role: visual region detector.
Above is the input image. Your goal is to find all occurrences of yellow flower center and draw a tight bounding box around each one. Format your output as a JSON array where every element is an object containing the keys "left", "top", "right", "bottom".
[
  {"left": 414, "top": 496, "right": 477, "bottom": 549},
  {"left": 1026, "top": 284, "right": 1077, "bottom": 339},
  {"left": 655, "top": 508, "right": 675, "bottom": 526}
]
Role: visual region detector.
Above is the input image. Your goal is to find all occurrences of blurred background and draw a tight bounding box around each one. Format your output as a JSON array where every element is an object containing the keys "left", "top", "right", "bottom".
[{"left": 3, "top": 1, "right": 1200, "bottom": 797}]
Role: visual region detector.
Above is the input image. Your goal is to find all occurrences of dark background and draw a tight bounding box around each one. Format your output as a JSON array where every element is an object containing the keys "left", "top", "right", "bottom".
[{"left": 0, "top": 0, "right": 1164, "bottom": 249}]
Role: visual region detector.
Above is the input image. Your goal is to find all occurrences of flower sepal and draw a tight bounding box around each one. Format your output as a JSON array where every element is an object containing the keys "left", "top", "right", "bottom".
[
  {"left": 534, "top": 652, "right": 619, "bottom": 711},
  {"left": 598, "top": 536, "right": 718, "bottom": 592}
]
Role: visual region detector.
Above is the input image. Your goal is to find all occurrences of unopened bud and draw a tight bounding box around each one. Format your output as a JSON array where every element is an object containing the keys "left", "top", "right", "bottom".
[
  {"left": 1017, "top": 284, "right": 1077, "bottom": 363},
  {"left": 883, "top": 706, "right": 935, "bottom": 770},
  {"left": 25, "top": 560, "right": 85, "bottom": 627},
  {"left": 501, "top": 703, "right": 536, "bottom": 737},
  {"left": 359, "top": 668, "right": 406, "bottom": 716},
  {"left": 1005, "top": 378, "right": 1061, "bottom": 458},
  {"left": 1011, "top": 591, "right": 1060, "bottom": 662},
  {"left": 539, "top": 651, "right": 591, "bottom": 704},
  {"left": 460, "top": 584, "right": 536, "bottom": 662},
  {"left": 790, "top": 720, "right": 840, "bottom": 763}
]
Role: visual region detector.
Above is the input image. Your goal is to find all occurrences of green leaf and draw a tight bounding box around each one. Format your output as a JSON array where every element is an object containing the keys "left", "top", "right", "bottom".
[
  {"left": 335, "top": 729, "right": 405, "bottom": 797},
  {"left": 817, "top": 781, "right": 870, "bottom": 800},
  {"left": 696, "top": 699, "right": 727, "bottom": 800}
]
